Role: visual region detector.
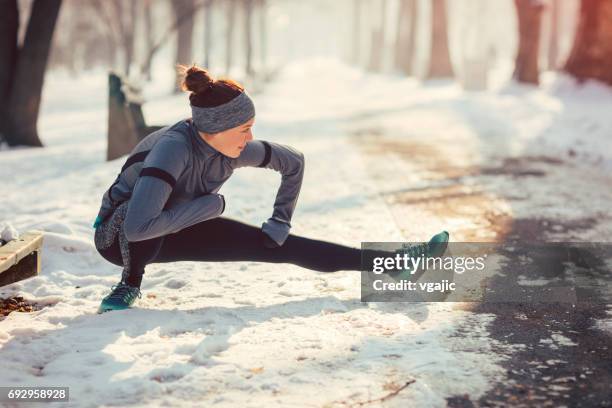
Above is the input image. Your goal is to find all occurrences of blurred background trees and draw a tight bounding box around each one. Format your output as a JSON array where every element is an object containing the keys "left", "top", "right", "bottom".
[
  {"left": 394, "top": 0, "right": 417, "bottom": 76},
  {"left": 513, "top": 0, "right": 544, "bottom": 84},
  {"left": 171, "top": 0, "right": 196, "bottom": 91},
  {"left": 427, "top": 0, "right": 453, "bottom": 78},
  {"left": 564, "top": 0, "right": 612, "bottom": 85},
  {"left": 1, "top": 0, "right": 611, "bottom": 147}
]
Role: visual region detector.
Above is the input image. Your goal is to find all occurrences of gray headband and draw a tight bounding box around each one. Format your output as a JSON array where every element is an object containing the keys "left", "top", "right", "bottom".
[{"left": 191, "top": 91, "right": 255, "bottom": 133}]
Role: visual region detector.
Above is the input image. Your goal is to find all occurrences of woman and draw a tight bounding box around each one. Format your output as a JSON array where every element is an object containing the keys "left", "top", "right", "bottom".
[{"left": 93, "top": 64, "right": 449, "bottom": 313}]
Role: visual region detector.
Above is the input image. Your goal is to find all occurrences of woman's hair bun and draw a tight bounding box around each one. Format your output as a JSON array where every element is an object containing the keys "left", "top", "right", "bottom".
[{"left": 179, "top": 63, "right": 214, "bottom": 94}]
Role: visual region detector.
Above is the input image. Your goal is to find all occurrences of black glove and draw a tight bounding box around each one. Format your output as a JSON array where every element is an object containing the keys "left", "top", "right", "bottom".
[{"left": 262, "top": 232, "right": 280, "bottom": 248}]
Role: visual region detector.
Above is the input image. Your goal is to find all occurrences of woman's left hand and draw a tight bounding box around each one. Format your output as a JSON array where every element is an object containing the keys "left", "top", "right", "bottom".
[{"left": 262, "top": 232, "right": 280, "bottom": 248}]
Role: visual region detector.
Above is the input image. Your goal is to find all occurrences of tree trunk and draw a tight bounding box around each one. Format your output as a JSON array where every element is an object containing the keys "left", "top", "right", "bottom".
[
  {"left": 141, "top": 1, "right": 205, "bottom": 79},
  {"left": 225, "top": 0, "right": 236, "bottom": 74},
  {"left": 427, "top": 0, "right": 453, "bottom": 78},
  {"left": 125, "top": 1, "right": 137, "bottom": 77},
  {"left": 352, "top": 0, "right": 362, "bottom": 65},
  {"left": 0, "top": 0, "right": 19, "bottom": 142},
  {"left": 92, "top": 0, "right": 119, "bottom": 72},
  {"left": 258, "top": 0, "right": 267, "bottom": 73},
  {"left": 564, "top": 0, "right": 612, "bottom": 85},
  {"left": 203, "top": 0, "right": 213, "bottom": 68},
  {"left": 244, "top": 0, "right": 254, "bottom": 76},
  {"left": 108, "top": 0, "right": 137, "bottom": 77},
  {"left": 394, "top": 0, "right": 417, "bottom": 75},
  {"left": 143, "top": 0, "right": 154, "bottom": 80},
  {"left": 513, "top": 0, "right": 544, "bottom": 84},
  {"left": 172, "top": 0, "right": 195, "bottom": 92},
  {"left": 4, "top": 0, "right": 62, "bottom": 147},
  {"left": 367, "top": 0, "right": 387, "bottom": 72},
  {"left": 547, "top": 0, "right": 560, "bottom": 70}
]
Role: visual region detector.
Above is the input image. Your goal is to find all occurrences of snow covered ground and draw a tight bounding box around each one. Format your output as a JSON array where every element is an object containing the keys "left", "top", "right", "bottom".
[{"left": 1, "top": 58, "right": 611, "bottom": 407}]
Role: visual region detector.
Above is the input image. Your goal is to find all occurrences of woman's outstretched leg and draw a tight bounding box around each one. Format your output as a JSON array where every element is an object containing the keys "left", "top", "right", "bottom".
[
  {"left": 153, "top": 216, "right": 366, "bottom": 272},
  {"left": 97, "top": 212, "right": 395, "bottom": 290}
]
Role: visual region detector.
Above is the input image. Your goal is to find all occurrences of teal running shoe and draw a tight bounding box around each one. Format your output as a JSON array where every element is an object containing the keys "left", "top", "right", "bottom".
[
  {"left": 427, "top": 230, "right": 450, "bottom": 258},
  {"left": 389, "top": 231, "right": 450, "bottom": 281},
  {"left": 98, "top": 282, "right": 142, "bottom": 314}
]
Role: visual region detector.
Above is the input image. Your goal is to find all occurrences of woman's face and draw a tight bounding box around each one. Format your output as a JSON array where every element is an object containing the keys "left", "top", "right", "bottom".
[{"left": 200, "top": 117, "right": 255, "bottom": 158}]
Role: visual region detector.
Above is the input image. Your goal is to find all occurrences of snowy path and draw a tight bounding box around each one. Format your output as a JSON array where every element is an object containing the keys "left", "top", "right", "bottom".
[
  {"left": 1, "top": 59, "right": 611, "bottom": 407},
  {"left": 349, "top": 66, "right": 612, "bottom": 406}
]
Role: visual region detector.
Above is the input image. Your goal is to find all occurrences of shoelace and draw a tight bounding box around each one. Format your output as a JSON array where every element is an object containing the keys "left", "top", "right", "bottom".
[
  {"left": 108, "top": 283, "right": 142, "bottom": 302},
  {"left": 391, "top": 242, "right": 429, "bottom": 275},
  {"left": 400, "top": 242, "right": 429, "bottom": 259}
]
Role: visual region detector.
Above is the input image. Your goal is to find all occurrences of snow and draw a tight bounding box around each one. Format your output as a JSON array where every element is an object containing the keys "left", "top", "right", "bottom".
[
  {"left": 539, "top": 333, "right": 578, "bottom": 350},
  {"left": 1, "top": 57, "right": 611, "bottom": 406},
  {"left": 596, "top": 307, "right": 612, "bottom": 334},
  {"left": 0, "top": 222, "right": 20, "bottom": 243}
]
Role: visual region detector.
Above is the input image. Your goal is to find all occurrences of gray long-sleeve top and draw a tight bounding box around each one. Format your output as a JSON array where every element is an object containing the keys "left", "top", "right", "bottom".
[{"left": 95, "top": 118, "right": 304, "bottom": 245}]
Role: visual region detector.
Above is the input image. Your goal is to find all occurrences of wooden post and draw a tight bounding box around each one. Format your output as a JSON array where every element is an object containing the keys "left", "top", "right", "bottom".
[
  {"left": 107, "top": 72, "right": 139, "bottom": 161},
  {"left": 107, "top": 72, "right": 164, "bottom": 161},
  {"left": 0, "top": 231, "right": 44, "bottom": 287}
]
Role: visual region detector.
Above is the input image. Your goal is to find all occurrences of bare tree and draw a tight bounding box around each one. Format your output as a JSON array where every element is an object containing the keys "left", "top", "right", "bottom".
[
  {"left": 172, "top": 0, "right": 196, "bottom": 92},
  {"left": 244, "top": 0, "right": 254, "bottom": 76},
  {"left": 367, "top": 0, "right": 388, "bottom": 72},
  {"left": 427, "top": 0, "right": 453, "bottom": 78},
  {"left": 225, "top": 0, "right": 237, "bottom": 74},
  {"left": 87, "top": 0, "right": 118, "bottom": 70},
  {"left": 140, "top": 1, "right": 207, "bottom": 80},
  {"left": 48, "top": 0, "right": 74, "bottom": 72},
  {"left": 49, "top": 0, "right": 118, "bottom": 73},
  {"left": 352, "top": 0, "right": 363, "bottom": 65},
  {"left": 547, "top": 0, "right": 560, "bottom": 70},
  {"left": 92, "top": 0, "right": 139, "bottom": 77},
  {"left": 0, "top": 0, "right": 62, "bottom": 147},
  {"left": 143, "top": 0, "right": 155, "bottom": 80},
  {"left": 513, "top": 0, "right": 544, "bottom": 84},
  {"left": 120, "top": 0, "right": 138, "bottom": 76},
  {"left": 258, "top": 0, "right": 268, "bottom": 72},
  {"left": 564, "top": 0, "right": 612, "bottom": 85},
  {"left": 91, "top": 0, "right": 138, "bottom": 75},
  {"left": 0, "top": 0, "right": 20, "bottom": 145},
  {"left": 203, "top": 0, "right": 214, "bottom": 68},
  {"left": 394, "top": 0, "right": 417, "bottom": 75}
]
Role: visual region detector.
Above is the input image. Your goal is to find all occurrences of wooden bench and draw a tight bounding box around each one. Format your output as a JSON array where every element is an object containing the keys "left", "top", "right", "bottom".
[
  {"left": 0, "top": 231, "right": 44, "bottom": 287},
  {"left": 107, "top": 72, "right": 165, "bottom": 161}
]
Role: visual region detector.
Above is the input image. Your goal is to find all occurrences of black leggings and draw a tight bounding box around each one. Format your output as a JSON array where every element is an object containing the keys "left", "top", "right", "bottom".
[{"left": 96, "top": 216, "right": 373, "bottom": 288}]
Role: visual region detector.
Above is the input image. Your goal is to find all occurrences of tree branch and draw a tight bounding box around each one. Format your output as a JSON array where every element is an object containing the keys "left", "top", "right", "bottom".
[{"left": 140, "top": 0, "right": 208, "bottom": 77}]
